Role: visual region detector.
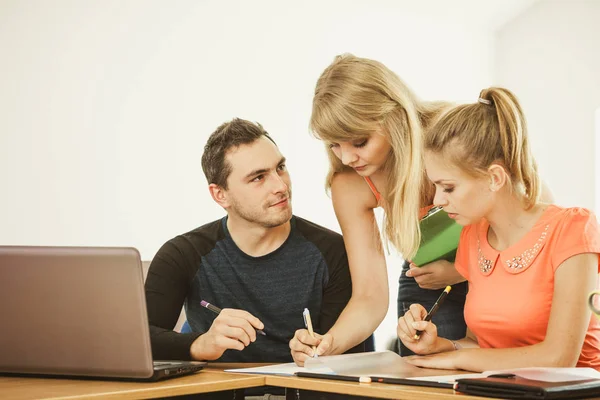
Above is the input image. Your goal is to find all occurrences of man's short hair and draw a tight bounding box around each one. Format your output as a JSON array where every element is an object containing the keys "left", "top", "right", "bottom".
[{"left": 201, "top": 118, "right": 277, "bottom": 189}]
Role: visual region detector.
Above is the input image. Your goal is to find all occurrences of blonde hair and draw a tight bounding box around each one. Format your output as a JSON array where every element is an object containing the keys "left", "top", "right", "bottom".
[
  {"left": 309, "top": 54, "right": 446, "bottom": 259},
  {"left": 425, "top": 87, "right": 540, "bottom": 209}
]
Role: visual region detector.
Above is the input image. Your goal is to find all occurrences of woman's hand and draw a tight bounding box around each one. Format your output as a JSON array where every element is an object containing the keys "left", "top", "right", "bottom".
[
  {"left": 404, "top": 351, "right": 461, "bottom": 370},
  {"left": 397, "top": 303, "right": 440, "bottom": 355},
  {"left": 289, "top": 329, "right": 333, "bottom": 366},
  {"left": 405, "top": 260, "right": 465, "bottom": 290}
]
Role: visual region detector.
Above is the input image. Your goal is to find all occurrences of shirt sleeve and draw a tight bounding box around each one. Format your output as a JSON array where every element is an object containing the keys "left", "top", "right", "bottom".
[
  {"left": 454, "top": 224, "right": 474, "bottom": 280},
  {"left": 551, "top": 208, "right": 600, "bottom": 272},
  {"left": 145, "top": 239, "right": 202, "bottom": 360}
]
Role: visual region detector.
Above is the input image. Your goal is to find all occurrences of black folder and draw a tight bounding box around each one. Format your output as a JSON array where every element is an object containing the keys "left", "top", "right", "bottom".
[{"left": 455, "top": 374, "right": 600, "bottom": 399}]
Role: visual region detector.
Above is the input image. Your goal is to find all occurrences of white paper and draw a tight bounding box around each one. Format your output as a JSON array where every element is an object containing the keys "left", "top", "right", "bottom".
[
  {"left": 226, "top": 352, "right": 600, "bottom": 384},
  {"left": 226, "top": 351, "right": 424, "bottom": 378},
  {"left": 225, "top": 362, "right": 331, "bottom": 376}
]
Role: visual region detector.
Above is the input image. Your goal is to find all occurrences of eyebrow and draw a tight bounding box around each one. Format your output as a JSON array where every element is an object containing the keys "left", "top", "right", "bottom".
[
  {"left": 433, "top": 179, "right": 454, "bottom": 185},
  {"left": 244, "top": 157, "right": 287, "bottom": 180}
]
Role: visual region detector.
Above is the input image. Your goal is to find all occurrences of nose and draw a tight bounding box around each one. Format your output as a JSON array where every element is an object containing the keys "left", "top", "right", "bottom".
[
  {"left": 339, "top": 145, "right": 358, "bottom": 166},
  {"left": 269, "top": 171, "right": 289, "bottom": 194},
  {"left": 433, "top": 187, "right": 448, "bottom": 208}
]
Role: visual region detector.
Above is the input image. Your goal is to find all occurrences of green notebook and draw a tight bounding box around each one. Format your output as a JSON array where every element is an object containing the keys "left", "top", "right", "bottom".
[{"left": 412, "top": 207, "right": 463, "bottom": 267}]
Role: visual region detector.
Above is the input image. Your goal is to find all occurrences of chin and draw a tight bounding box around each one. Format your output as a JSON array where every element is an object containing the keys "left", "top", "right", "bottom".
[{"left": 264, "top": 210, "right": 292, "bottom": 228}]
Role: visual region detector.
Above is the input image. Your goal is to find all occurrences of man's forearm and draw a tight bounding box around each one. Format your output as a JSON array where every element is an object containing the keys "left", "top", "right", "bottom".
[{"left": 149, "top": 325, "right": 201, "bottom": 360}]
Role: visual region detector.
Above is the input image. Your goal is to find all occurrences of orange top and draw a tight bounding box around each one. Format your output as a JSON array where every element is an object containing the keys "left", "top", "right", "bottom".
[
  {"left": 363, "top": 177, "right": 433, "bottom": 217},
  {"left": 364, "top": 176, "right": 383, "bottom": 206},
  {"left": 455, "top": 205, "right": 600, "bottom": 369}
]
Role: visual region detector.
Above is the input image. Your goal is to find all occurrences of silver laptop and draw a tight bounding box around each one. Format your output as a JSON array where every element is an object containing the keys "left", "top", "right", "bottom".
[{"left": 0, "top": 246, "right": 205, "bottom": 381}]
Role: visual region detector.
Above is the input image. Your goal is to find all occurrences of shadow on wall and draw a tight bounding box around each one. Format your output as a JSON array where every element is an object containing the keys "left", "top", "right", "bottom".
[{"left": 141, "top": 261, "right": 187, "bottom": 333}]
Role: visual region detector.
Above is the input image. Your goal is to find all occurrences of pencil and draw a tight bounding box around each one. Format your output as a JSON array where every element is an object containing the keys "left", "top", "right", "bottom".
[
  {"left": 200, "top": 300, "right": 266, "bottom": 336},
  {"left": 303, "top": 308, "right": 318, "bottom": 357},
  {"left": 414, "top": 286, "right": 451, "bottom": 340},
  {"left": 296, "top": 372, "right": 371, "bottom": 383}
]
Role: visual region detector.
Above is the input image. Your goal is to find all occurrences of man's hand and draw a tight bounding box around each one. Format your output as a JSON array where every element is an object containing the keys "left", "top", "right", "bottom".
[
  {"left": 289, "top": 329, "right": 333, "bottom": 366},
  {"left": 405, "top": 260, "right": 465, "bottom": 290},
  {"left": 189, "top": 308, "right": 264, "bottom": 360}
]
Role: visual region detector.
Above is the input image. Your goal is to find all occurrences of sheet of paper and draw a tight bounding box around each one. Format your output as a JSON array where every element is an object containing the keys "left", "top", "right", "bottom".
[
  {"left": 226, "top": 351, "right": 424, "bottom": 378},
  {"left": 225, "top": 362, "right": 332, "bottom": 376},
  {"left": 305, "top": 350, "right": 423, "bottom": 378}
]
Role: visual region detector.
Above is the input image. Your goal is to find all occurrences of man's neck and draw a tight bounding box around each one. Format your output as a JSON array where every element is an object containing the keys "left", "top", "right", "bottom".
[{"left": 226, "top": 216, "right": 292, "bottom": 257}]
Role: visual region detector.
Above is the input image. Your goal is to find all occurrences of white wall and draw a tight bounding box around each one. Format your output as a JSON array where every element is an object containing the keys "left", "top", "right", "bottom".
[
  {"left": 0, "top": 0, "right": 495, "bottom": 350},
  {"left": 496, "top": 0, "right": 600, "bottom": 210}
]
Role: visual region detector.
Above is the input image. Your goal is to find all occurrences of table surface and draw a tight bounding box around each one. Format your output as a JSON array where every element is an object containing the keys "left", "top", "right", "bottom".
[
  {"left": 0, "top": 370, "right": 263, "bottom": 400},
  {"left": 3, "top": 364, "right": 600, "bottom": 400}
]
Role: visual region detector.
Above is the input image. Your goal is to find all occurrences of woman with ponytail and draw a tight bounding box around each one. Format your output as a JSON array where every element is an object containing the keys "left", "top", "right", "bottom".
[
  {"left": 289, "top": 54, "right": 470, "bottom": 365},
  {"left": 397, "top": 87, "right": 600, "bottom": 371}
]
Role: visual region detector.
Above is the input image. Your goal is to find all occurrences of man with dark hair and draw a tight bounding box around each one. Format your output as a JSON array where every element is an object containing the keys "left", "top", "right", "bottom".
[{"left": 145, "top": 118, "right": 362, "bottom": 367}]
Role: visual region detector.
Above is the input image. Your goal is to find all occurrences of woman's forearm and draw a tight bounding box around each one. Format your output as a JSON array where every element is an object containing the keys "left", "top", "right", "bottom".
[
  {"left": 455, "top": 343, "right": 578, "bottom": 372},
  {"left": 326, "top": 294, "right": 388, "bottom": 354}
]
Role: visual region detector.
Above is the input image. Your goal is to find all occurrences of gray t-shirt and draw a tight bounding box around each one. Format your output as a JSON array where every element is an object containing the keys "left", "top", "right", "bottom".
[{"left": 145, "top": 215, "right": 357, "bottom": 362}]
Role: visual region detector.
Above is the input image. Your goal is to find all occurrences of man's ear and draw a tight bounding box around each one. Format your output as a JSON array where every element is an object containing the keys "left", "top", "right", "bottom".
[
  {"left": 208, "top": 183, "right": 230, "bottom": 208},
  {"left": 487, "top": 163, "right": 508, "bottom": 192}
]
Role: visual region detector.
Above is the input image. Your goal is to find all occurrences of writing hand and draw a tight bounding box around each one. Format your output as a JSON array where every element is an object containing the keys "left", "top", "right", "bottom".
[
  {"left": 397, "top": 303, "right": 438, "bottom": 355},
  {"left": 290, "top": 329, "right": 332, "bottom": 366}
]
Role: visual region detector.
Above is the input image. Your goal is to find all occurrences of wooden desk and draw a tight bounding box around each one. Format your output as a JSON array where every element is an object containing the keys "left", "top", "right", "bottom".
[
  {"left": 265, "top": 374, "right": 487, "bottom": 400},
  {"left": 5, "top": 366, "right": 600, "bottom": 400},
  {"left": 0, "top": 371, "right": 263, "bottom": 400}
]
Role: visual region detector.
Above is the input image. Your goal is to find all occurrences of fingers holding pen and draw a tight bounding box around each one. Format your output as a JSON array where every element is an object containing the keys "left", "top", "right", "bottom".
[
  {"left": 290, "top": 329, "right": 322, "bottom": 366},
  {"left": 397, "top": 303, "right": 422, "bottom": 343}
]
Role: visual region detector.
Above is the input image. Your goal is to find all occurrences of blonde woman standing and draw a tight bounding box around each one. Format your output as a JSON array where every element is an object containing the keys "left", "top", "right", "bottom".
[{"left": 289, "top": 54, "right": 468, "bottom": 364}]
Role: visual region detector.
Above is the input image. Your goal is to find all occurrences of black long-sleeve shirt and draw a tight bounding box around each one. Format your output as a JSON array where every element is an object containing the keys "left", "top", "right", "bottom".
[{"left": 145, "top": 215, "right": 360, "bottom": 362}]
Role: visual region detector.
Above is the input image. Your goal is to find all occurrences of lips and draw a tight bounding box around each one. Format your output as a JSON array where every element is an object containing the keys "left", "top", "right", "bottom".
[{"left": 270, "top": 198, "right": 289, "bottom": 207}]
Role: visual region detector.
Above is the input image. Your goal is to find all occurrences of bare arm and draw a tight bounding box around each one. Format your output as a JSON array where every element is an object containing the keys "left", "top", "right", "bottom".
[
  {"left": 323, "top": 171, "right": 389, "bottom": 354},
  {"left": 404, "top": 253, "right": 597, "bottom": 371}
]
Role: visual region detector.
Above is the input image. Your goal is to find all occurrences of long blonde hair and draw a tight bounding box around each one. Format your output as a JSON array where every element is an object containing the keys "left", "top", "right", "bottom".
[
  {"left": 426, "top": 87, "right": 540, "bottom": 209},
  {"left": 309, "top": 54, "right": 446, "bottom": 259}
]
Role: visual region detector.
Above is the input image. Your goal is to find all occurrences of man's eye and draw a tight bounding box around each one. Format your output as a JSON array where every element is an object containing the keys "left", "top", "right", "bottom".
[
  {"left": 277, "top": 164, "right": 287, "bottom": 172},
  {"left": 252, "top": 175, "right": 264, "bottom": 182}
]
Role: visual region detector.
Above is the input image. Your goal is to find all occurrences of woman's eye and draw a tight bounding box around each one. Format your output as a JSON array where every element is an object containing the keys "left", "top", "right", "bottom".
[
  {"left": 443, "top": 187, "right": 454, "bottom": 193},
  {"left": 354, "top": 140, "right": 368, "bottom": 148},
  {"left": 328, "top": 143, "right": 339, "bottom": 149}
]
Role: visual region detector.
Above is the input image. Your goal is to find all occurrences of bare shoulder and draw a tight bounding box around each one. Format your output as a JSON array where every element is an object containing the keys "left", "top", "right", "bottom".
[{"left": 330, "top": 170, "right": 378, "bottom": 212}]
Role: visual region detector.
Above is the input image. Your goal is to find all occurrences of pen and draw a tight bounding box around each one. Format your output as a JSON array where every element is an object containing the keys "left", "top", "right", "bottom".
[
  {"left": 303, "top": 308, "right": 318, "bottom": 357},
  {"left": 200, "top": 300, "right": 266, "bottom": 336},
  {"left": 414, "top": 285, "right": 451, "bottom": 340}
]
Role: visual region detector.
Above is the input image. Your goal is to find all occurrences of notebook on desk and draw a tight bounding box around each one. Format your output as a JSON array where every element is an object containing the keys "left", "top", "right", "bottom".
[
  {"left": 0, "top": 246, "right": 205, "bottom": 381},
  {"left": 454, "top": 368, "right": 600, "bottom": 399}
]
